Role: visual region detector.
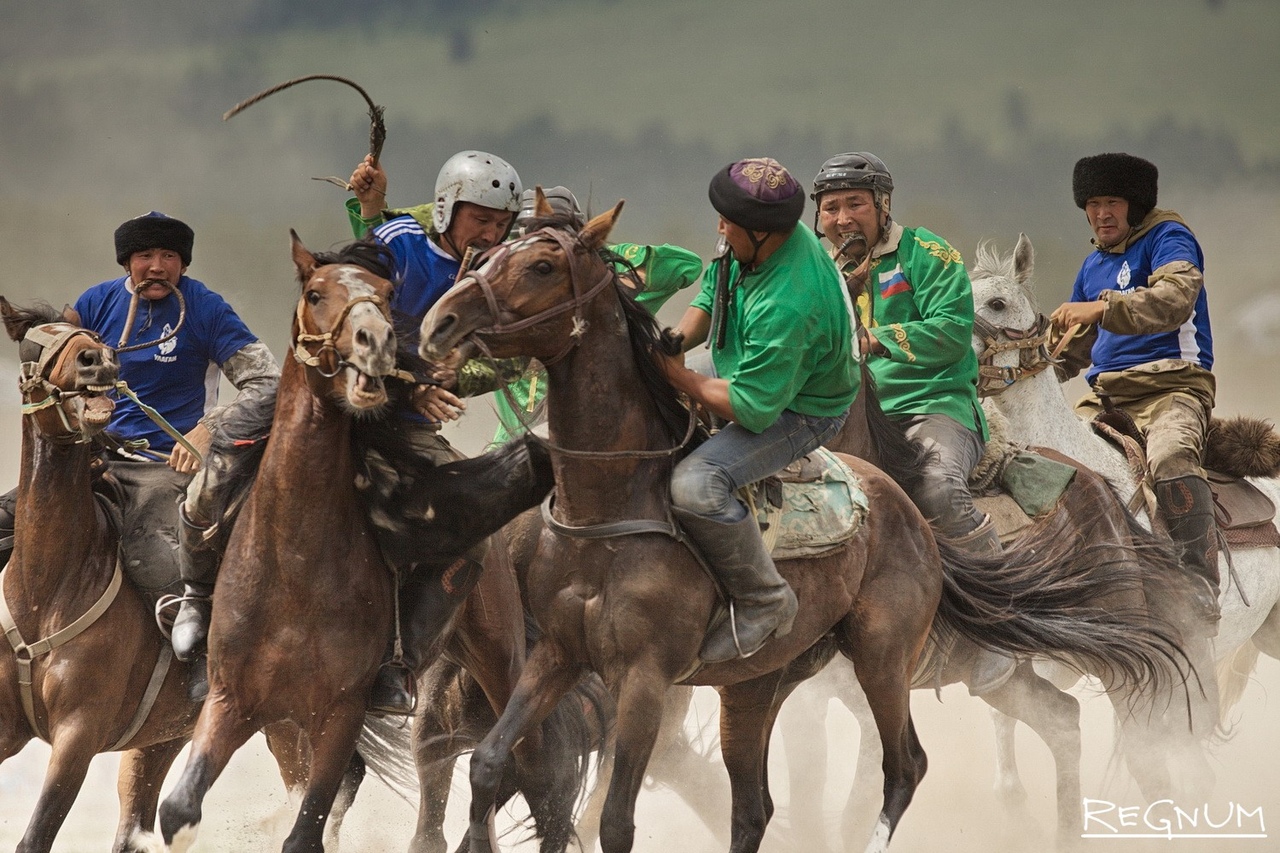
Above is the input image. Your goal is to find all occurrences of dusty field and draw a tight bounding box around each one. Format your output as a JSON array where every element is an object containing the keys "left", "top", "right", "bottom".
[{"left": 2, "top": 653, "right": 1276, "bottom": 852}]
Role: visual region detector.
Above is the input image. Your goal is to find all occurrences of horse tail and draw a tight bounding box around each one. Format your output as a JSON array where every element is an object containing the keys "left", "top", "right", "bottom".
[
  {"left": 355, "top": 713, "right": 419, "bottom": 802},
  {"left": 930, "top": 514, "right": 1192, "bottom": 700},
  {"left": 1215, "top": 641, "right": 1261, "bottom": 737}
]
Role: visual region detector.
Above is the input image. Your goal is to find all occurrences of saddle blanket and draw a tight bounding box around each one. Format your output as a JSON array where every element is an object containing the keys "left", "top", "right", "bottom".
[{"left": 750, "top": 448, "right": 869, "bottom": 560}]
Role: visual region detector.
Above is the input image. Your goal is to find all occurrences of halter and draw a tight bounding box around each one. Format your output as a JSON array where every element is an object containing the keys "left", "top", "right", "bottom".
[
  {"left": 18, "top": 324, "right": 112, "bottom": 442},
  {"left": 459, "top": 227, "right": 615, "bottom": 367},
  {"left": 973, "top": 312, "right": 1055, "bottom": 397},
  {"left": 292, "top": 290, "right": 388, "bottom": 378}
]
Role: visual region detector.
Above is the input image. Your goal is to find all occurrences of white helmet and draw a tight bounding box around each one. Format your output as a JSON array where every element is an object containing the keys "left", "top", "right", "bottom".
[{"left": 431, "top": 150, "right": 523, "bottom": 235}]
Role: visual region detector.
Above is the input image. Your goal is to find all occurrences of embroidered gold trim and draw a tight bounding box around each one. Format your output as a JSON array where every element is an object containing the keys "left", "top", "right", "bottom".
[
  {"left": 889, "top": 323, "right": 916, "bottom": 363},
  {"left": 913, "top": 236, "right": 962, "bottom": 267}
]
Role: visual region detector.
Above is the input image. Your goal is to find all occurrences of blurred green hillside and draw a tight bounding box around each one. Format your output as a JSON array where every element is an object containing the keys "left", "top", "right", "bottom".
[{"left": 2, "top": 0, "right": 1279, "bottom": 442}]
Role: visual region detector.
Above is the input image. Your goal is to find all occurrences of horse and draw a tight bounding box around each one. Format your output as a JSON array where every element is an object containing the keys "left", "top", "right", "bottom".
[
  {"left": 0, "top": 299, "right": 202, "bottom": 853},
  {"left": 418, "top": 200, "right": 1189, "bottom": 853},
  {"left": 968, "top": 233, "right": 1280, "bottom": 804},
  {"left": 156, "top": 233, "right": 589, "bottom": 853}
]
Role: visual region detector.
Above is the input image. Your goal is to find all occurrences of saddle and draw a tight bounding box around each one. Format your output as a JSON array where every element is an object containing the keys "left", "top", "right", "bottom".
[
  {"left": 1090, "top": 413, "right": 1280, "bottom": 548},
  {"left": 745, "top": 448, "right": 869, "bottom": 559}
]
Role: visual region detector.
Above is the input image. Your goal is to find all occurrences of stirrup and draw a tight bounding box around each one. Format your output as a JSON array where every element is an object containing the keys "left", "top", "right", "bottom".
[{"left": 154, "top": 590, "right": 211, "bottom": 638}]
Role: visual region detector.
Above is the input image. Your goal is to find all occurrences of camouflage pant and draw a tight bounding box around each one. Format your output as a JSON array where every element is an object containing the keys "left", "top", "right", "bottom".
[{"left": 1076, "top": 359, "right": 1216, "bottom": 482}]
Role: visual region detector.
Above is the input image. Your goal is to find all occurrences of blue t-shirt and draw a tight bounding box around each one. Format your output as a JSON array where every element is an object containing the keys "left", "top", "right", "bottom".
[
  {"left": 371, "top": 216, "right": 462, "bottom": 322},
  {"left": 1071, "top": 220, "right": 1213, "bottom": 384},
  {"left": 74, "top": 276, "right": 257, "bottom": 451}
]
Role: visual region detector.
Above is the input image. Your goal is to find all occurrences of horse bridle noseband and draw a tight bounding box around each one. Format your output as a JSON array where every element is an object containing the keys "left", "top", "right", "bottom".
[
  {"left": 973, "top": 312, "right": 1055, "bottom": 397},
  {"left": 292, "top": 289, "right": 392, "bottom": 379},
  {"left": 18, "top": 324, "right": 112, "bottom": 441},
  {"left": 458, "top": 227, "right": 616, "bottom": 368}
]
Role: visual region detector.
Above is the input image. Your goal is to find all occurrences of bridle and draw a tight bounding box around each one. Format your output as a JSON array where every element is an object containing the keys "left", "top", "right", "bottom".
[
  {"left": 973, "top": 308, "right": 1085, "bottom": 397},
  {"left": 458, "top": 226, "right": 698, "bottom": 460},
  {"left": 457, "top": 227, "right": 615, "bottom": 368},
  {"left": 17, "top": 323, "right": 113, "bottom": 442},
  {"left": 292, "top": 281, "right": 391, "bottom": 379}
]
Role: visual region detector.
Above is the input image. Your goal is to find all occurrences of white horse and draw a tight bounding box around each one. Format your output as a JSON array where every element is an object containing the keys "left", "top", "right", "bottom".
[{"left": 969, "top": 233, "right": 1280, "bottom": 804}]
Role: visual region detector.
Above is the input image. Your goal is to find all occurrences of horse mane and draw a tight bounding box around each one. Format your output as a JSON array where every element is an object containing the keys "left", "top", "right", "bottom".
[
  {"left": 3, "top": 300, "right": 66, "bottom": 352},
  {"left": 303, "top": 237, "right": 396, "bottom": 286},
  {"left": 599, "top": 245, "right": 695, "bottom": 448}
]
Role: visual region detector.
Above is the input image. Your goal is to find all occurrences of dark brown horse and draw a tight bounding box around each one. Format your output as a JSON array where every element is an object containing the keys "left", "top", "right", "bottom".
[
  {"left": 419, "top": 202, "right": 1188, "bottom": 853},
  {"left": 156, "top": 234, "right": 588, "bottom": 853},
  {"left": 0, "top": 300, "right": 199, "bottom": 853}
]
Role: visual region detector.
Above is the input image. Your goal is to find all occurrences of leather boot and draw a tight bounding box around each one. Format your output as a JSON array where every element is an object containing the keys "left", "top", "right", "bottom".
[
  {"left": 1156, "top": 475, "right": 1221, "bottom": 631},
  {"left": 674, "top": 508, "right": 798, "bottom": 664},
  {"left": 0, "top": 487, "right": 15, "bottom": 569},
  {"left": 370, "top": 558, "right": 484, "bottom": 716},
  {"left": 955, "top": 515, "right": 1018, "bottom": 696},
  {"left": 170, "top": 508, "right": 219, "bottom": 664}
]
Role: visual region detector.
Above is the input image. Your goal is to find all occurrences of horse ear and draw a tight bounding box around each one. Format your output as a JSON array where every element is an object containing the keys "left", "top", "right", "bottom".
[
  {"left": 580, "top": 200, "right": 624, "bottom": 252},
  {"left": 0, "top": 297, "right": 26, "bottom": 343},
  {"left": 61, "top": 304, "right": 82, "bottom": 326},
  {"left": 291, "top": 229, "right": 318, "bottom": 281},
  {"left": 534, "top": 186, "right": 554, "bottom": 219},
  {"left": 1013, "top": 233, "right": 1034, "bottom": 286}
]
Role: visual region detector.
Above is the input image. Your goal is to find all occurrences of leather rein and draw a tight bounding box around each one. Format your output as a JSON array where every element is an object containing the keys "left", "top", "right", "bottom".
[
  {"left": 974, "top": 313, "right": 1080, "bottom": 397},
  {"left": 292, "top": 283, "right": 416, "bottom": 383}
]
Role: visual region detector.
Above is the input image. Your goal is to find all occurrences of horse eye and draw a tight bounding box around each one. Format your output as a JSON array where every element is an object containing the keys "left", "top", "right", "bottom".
[
  {"left": 989, "top": 298, "right": 1007, "bottom": 312},
  {"left": 306, "top": 290, "right": 322, "bottom": 305},
  {"left": 533, "top": 260, "right": 554, "bottom": 275}
]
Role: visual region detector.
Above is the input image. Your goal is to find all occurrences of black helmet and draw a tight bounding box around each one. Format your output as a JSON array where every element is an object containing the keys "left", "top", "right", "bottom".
[{"left": 810, "top": 152, "right": 894, "bottom": 200}]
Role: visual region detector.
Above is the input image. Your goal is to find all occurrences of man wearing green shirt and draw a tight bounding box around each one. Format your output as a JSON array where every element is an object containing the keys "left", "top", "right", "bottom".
[
  {"left": 660, "top": 158, "right": 858, "bottom": 663},
  {"left": 812, "top": 152, "right": 1010, "bottom": 691}
]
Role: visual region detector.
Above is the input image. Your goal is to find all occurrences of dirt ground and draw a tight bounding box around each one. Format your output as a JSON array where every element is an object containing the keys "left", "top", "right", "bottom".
[{"left": 1, "top": 653, "right": 1276, "bottom": 852}]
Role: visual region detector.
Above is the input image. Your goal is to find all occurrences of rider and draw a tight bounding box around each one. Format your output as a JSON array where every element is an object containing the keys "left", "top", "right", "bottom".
[
  {"left": 810, "top": 152, "right": 1012, "bottom": 692},
  {"left": 0, "top": 212, "right": 279, "bottom": 693},
  {"left": 488, "top": 186, "right": 705, "bottom": 447},
  {"left": 1050, "top": 152, "right": 1219, "bottom": 625},
  {"left": 660, "top": 158, "right": 858, "bottom": 663},
  {"left": 346, "top": 150, "right": 529, "bottom": 713}
]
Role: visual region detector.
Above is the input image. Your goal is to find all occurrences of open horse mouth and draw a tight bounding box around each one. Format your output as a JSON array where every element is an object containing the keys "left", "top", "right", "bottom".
[
  {"left": 78, "top": 388, "right": 117, "bottom": 428},
  {"left": 345, "top": 367, "right": 388, "bottom": 409}
]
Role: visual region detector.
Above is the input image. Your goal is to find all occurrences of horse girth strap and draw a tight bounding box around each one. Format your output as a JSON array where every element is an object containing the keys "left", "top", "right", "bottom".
[
  {"left": 540, "top": 492, "right": 682, "bottom": 541},
  {"left": 0, "top": 561, "right": 123, "bottom": 741}
]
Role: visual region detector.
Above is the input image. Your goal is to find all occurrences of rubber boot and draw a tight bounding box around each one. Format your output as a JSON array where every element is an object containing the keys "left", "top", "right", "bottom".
[
  {"left": 1156, "top": 475, "right": 1221, "bottom": 632},
  {"left": 674, "top": 508, "right": 798, "bottom": 664},
  {"left": 170, "top": 508, "right": 219, "bottom": 664},
  {"left": 370, "top": 557, "right": 484, "bottom": 716},
  {"left": 956, "top": 515, "right": 1017, "bottom": 696},
  {"left": 0, "top": 487, "right": 15, "bottom": 569}
]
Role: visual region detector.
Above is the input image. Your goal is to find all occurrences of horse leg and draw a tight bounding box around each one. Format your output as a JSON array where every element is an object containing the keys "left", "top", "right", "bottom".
[
  {"left": 644, "top": 685, "right": 731, "bottom": 846},
  {"left": 279, "top": 706, "right": 368, "bottom": 853},
  {"left": 978, "top": 663, "right": 1081, "bottom": 848},
  {"left": 778, "top": 676, "right": 834, "bottom": 853},
  {"left": 466, "top": 642, "right": 584, "bottom": 853},
  {"left": 15, "top": 733, "right": 97, "bottom": 853},
  {"left": 159, "top": 702, "right": 260, "bottom": 852},
  {"left": 989, "top": 709, "right": 1029, "bottom": 816},
  {"left": 112, "top": 739, "right": 186, "bottom": 852},
  {"left": 595, "top": 670, "right": 668, "bottom": 853}
]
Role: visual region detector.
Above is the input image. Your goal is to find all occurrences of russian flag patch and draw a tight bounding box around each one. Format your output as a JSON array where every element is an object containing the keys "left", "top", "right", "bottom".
[{"left": 878, "top": 265, "right": 911, "bottom": 298}]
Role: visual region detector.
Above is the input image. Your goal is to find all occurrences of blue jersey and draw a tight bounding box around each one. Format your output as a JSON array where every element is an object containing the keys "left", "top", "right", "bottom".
[
  {"left": 1071, "top": 220, "right": 1212, "bottom": 384},
  {"left": 75, "top": 276, "right": 257, "bottom": 451},
  {"left": 371, "top": 216, "right": 462, "bottom": 322}
]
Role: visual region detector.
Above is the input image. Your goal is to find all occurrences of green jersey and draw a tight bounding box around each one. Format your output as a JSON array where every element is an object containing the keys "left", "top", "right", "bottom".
[
  {"left": 690, "top": 227, "right": 858, "bottom": 434},
  {"left": 849, "top": 223, "right": 987, "bottom": 437}
]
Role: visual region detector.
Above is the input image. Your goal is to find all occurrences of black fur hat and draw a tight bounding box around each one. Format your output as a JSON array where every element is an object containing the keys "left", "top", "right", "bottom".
[
  {"left": 1072, "top": 153, "right": 1158, "bottom": 226},
  {"left": 114, "top": 211, "right": 194, "bottom": 266}
]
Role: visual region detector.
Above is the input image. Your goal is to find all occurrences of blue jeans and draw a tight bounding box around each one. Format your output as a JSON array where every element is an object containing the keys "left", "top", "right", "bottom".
[{"left": 671, "top": 409, "right": 848, "bottom": 524}]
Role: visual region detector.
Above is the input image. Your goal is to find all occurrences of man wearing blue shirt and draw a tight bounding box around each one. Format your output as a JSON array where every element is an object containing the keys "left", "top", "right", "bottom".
[{"left": 1050, "top": 153, "right": 1219, "bottom": 624}]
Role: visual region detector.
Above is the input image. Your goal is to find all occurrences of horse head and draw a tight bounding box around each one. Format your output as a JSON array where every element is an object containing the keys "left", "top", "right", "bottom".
[
  {"left": 420, "top": 189, "right": 624, "bottom": 366},
  {"left": 968, "top": 233, "right": 1055, "bottom": 396},
  {"left": 289, "top": 231, "right": 398, "bottom": 412},
  {"left": 1, "top": 297, "right": 118, "bottom": 441}
]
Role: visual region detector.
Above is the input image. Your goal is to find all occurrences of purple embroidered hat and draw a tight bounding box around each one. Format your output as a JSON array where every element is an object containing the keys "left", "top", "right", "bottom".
[{"left": 708, "top": 158, "right": 805, "bottom": 233}]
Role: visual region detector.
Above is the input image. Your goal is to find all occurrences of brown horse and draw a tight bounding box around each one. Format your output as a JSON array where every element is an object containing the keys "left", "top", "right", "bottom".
[
  {"left": 156, "top": 234, "right": 588, "bottom": 853},
  {"left": 0, "top": 300, "right": 198, "bottom": 853},
  {"left": 419, "top": 202, "right": 1189, "bottom": 853}
]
